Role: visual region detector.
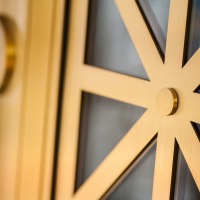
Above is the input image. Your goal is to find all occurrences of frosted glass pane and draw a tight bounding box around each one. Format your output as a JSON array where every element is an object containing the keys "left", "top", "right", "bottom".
[
  {"left": 139, "top": 0, "right": 170, "bottom": 54},
  {"left": 187, "top": 0, "right": 200, "bottom": 60},
  {"left": 85, "top": 0, "right": 149, "bottom": 80},
  {"left": 75, "top": 93, "right": 146, "bottom": 191},
  {"left": 107, "top": 144, "right": 156, "bottom": 200}
]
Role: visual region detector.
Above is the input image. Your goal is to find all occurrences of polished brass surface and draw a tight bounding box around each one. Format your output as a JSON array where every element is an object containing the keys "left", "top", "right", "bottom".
[
  {"left": 0, "top": 16, "right": 16, "bottom": 92},
  {"left": 15, "top": 0, "right": 65, "bottom": 199},
  {"left": 156, "top": 88, "right": 178, "bottom": 116},
  {"left": 56, "top": 0, "right": 200, "bottom": 199}
]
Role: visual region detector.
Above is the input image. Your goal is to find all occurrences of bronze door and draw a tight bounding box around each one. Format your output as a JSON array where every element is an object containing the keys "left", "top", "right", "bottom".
[{"left": 55, "top": 0, "right": 200, "bottom": 199}]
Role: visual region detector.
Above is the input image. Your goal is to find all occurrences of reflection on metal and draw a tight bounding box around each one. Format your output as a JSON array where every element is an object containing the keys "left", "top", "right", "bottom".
[
  {"left": 0, "top": 16, "right": 16, "bottom": 92},
  {"left": 156, "top": 88, "right": 178, "bottom": 116}
]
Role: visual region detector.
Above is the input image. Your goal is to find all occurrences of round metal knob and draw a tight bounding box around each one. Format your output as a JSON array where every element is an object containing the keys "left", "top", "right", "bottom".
[{"left": 156, "top": 88, "right": 178, "bottom": 116}]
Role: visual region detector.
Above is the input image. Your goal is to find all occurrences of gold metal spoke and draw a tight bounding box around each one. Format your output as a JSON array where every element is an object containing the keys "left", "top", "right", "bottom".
[
  {"left": 176, "top": 122, "right": 200, "bottom": 191},
  {"left": 152, "top": 124, "right": 176, "bottom": 200},
  {"left": 80, "top": 64, "right": 154, "bottom": 108},
  {"left": 182, "top": 49, "right": 200, "bottom": 91},
  {"left": 185, "top": 93, "right": 200, "bottom": 124},
  {"left": 73, "top": 110, "right": 158, "bottom": 200},
  {"left": 115, "top": 0, "right": 163, "bottom": 80},
  {"left": 165, "top": 0, "right": 189, "bottom": 69}
]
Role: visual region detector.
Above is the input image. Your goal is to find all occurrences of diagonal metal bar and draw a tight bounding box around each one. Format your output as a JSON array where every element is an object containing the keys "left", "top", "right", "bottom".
[
  {"left": 165, "top": 0, "right": 190, "bottom": 69},
  {"left": 176, "top": 122, "right": 200, "bottom": 191},
  {"left": 80, "top": 64, "right": 155, "bottom": 108},
  {"left": 115, "top": 0, "right": 164, "bottom": 80},
  {"left": 182, "top": 49, "right": 200, "bottom": 91},
  {"left": 152, "top": 121, "right": 176, "bottom": 200},
  {"left": 73, "top": 110, "right": 158, "bottom": 200}
]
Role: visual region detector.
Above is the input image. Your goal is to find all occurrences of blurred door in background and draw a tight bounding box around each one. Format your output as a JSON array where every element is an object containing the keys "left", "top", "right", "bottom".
[{"left": 0, "top": 0, "right": 64, "bottom": 199}]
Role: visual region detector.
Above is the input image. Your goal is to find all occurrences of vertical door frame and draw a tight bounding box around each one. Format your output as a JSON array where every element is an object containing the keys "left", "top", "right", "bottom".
[{"left": 15, "top": 0, "right": 65, "bottom": 199}]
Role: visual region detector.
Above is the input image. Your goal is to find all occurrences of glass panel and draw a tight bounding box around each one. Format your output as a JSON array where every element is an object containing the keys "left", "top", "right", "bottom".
[
  {"left": 139, "top": 0, "right": 170, "bottom": 54},
  {"left": 85, "top": 0, "right": 149, "bottom": 80},
  {"left": 174, "top": 147, "right": 200, "bottom": 200},
  {"left": 194, "top": 85, "right": 200, "bottom": 93},
  {"left": 106, "top": 143, "right": 157, "bottom": 200},
  {"left": 75, "top": 92, "right": 146, "bottom": 191},
  {"left": 187, "top": 0, "right": 200, "bottom": 60}
]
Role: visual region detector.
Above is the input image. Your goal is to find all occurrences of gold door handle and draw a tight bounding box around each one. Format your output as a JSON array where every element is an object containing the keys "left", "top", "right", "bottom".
[{"left": 0, "top": 16, "right": 16, "bottom": 92}]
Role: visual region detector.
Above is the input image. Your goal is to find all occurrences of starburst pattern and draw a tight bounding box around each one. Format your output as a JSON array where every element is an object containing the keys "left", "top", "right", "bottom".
[
  {"left": 114, "top": 0, "right": 200, "bottom": 199},
  {"left": 56, "top": 0, "right": 200, "bottom": 199}
]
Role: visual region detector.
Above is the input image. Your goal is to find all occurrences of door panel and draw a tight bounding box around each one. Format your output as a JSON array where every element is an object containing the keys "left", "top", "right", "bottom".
[{"left": 55, "top": 0, "right": 200, "bottom": 199}]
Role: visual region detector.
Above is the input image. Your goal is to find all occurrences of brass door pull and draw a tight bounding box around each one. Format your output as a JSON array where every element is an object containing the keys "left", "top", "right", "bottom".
[{"left": 0, "top": 16, "right": 16, "bottom": 92}]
